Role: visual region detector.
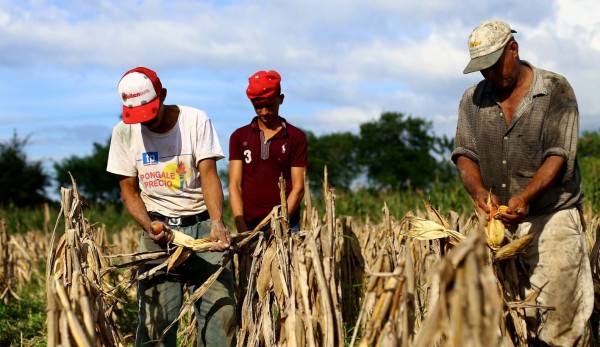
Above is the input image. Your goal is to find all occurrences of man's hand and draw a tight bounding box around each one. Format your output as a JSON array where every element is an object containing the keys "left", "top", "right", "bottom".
[
  {"left": 210, "top": 221, "right": 232, "bottom": 251},
  {"left": 495, "top": 196, "right": 528, "bottom": 227},
  {"left": 473, "top": 189, "right": 499, "bottom": 221},
  {"left": 148, "top": 221, "right": 174, "bottom": 246}
]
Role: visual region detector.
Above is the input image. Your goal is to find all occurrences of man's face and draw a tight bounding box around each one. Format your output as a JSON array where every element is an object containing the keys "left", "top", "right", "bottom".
[
  {"left": 480, "top": 42, "right": 519, "bottom": 91},
  {"left": 252, "top": 95, "right": 283, "bottom": 124},
  {"left": 141, "top": 104, "right": 163, "bottom": 130}
]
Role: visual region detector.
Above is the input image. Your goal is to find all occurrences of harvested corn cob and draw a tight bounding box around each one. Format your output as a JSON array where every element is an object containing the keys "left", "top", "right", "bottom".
[{"left": 486, "top": 201, "right": 507, "bottom": 251}]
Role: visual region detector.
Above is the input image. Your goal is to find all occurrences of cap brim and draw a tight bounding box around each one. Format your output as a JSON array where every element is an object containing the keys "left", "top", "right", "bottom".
[
  {"left": 463, "top": 48, "right": 504, "bottom": 74},
  {"left": 121, "top": 97, "right": 160, "bottom": 124}
]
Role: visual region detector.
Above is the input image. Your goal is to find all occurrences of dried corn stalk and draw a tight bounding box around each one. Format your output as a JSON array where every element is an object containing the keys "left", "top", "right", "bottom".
[
  {"left": 46, "top": 177, "right": 125, "bottom": 346},
  {"left": 413, "top": 231, "right": 504, "bottom": 347}
]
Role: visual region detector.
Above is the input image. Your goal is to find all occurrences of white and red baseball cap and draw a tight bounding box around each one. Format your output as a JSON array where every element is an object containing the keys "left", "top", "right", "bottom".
[{"left": 118, "top": 67, "right": 163, "bottom": 124}]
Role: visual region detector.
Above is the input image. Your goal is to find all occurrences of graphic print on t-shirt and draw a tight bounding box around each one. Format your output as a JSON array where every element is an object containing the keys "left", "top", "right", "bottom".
[
  {"left": 142, "top": 152, "right": 159, "bottom": 165},
  {"left": 139, "top": 152, "right": 192, "bottom": 194}
]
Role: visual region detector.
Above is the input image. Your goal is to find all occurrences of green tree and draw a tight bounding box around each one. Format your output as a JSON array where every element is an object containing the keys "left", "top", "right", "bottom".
[
  {"left": 0, "top": 132, "right": 49, "bottom": 207},
  {"left": 357, "top": 112, "right": 438, "bottom": 190},
  {"left": 305, "top": 130, "right": 360, "bottom": 192},
  {"left": 54, "top": 138, "right": 121, "bottom": 205},
  {"left": 578, "top": 130, "right": 600, "bottom": 158},
  {"left": 432, "top": 134, "right": 457, "bottom": 183},
  {"left": 578, "top": 130, "right": 600, "bottom": 211}
]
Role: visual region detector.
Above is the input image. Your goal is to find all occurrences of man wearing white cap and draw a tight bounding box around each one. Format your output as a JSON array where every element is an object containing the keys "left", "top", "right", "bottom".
[
  {"left": 107, "top": 67, "right": 236, "bottom": 346},
  {"left": 452, "top": 20, "right": 593, "bottom": 346}
]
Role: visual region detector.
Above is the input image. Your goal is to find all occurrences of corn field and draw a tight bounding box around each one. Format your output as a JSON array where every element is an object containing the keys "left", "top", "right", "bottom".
[{"left": 1, "top": 173, "right": 600, "bottom": 346}]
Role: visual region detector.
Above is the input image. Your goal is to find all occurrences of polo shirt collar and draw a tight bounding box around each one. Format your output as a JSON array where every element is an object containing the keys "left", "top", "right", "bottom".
[{"left": 250, "top": 116, "right": 289, "bottom": 139}]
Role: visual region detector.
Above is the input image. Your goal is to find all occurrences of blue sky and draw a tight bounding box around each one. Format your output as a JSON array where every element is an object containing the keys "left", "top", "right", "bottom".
[{"left": 1, "top": 0, "right": 599, "bottom": 190}]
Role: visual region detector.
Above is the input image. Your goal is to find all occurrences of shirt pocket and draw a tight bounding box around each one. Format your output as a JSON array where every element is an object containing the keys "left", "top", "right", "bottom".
[{"left": 516, "top": 135, "right": 544, "bottom": 169}]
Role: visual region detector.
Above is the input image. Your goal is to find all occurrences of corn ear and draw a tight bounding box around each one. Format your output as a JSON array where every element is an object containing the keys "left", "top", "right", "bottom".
[
  {"left": 485, "top": 195, "right": 506, "bottom": 250},
  {"left": 403, "top": 215, "right": 465, "bottom": 245},
  {"left": 171, "top": 230, "right": 217, "bottom": 252},
  {"left": 171, "top": 230, "right": 196, "bottom": 247},
  {"left": 494, "top": 233, "right": 536, "bottom": 261}
]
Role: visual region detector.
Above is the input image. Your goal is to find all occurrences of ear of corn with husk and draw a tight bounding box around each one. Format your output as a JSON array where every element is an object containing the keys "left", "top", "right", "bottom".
[
  {"left": 485, "top": 195, "right": 506, "bottom": 250},
  {"left": 150, "top": 221, "right": 218, "bottom": 253},
  {"left": 402, "top": 214, "right": 465, "bottom": 245}
]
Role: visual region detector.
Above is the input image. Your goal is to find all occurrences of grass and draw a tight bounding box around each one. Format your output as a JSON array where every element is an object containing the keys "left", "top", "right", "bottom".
[{"left": 0, "top": 277, "right": 47, "bottom": 346}]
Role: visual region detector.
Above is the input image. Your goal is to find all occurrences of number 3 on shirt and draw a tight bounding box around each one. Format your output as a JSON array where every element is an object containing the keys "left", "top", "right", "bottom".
[{"left": 244, "top": 149, "right": 252, "bottom": 164}]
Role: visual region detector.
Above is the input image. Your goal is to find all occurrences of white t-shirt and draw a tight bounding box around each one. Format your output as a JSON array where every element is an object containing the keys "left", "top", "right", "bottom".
[{"left": 106, "top": 105, "right": 224, "bottom": 216}]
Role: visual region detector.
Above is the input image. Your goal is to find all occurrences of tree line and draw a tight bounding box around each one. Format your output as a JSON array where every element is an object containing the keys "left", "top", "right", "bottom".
[{"left": 2, "top": 111, "right": 599, "bottom": 209}]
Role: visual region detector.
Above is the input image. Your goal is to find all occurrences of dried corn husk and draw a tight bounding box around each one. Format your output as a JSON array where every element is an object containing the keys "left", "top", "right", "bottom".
[
  {"left": 402, "top": 215, "right": 465, "bottom": 245},
  {"left": 494, "top": 233, "right": 536, "bottom": 261}
]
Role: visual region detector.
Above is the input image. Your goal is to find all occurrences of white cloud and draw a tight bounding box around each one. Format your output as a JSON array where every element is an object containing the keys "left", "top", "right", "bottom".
[
  {"left": 301, "top": 106, "right": 380, "bottom": 135},
  {"left": 0, "top": 0, "right": 599, "bottom": 166}
]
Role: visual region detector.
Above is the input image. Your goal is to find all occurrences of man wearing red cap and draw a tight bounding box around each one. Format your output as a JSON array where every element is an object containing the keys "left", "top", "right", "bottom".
[
  {"left": 107, "top": 67, "right": 236, "bottom": 346},
  {"left": 228, "top": 70, "right": 308, "bottom": 235},
  {"left": 452, "top": 20, "right": 593, "bottom": 345}
]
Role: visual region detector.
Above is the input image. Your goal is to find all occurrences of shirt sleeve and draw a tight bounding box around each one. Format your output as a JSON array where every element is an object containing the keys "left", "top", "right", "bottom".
[
  {"left": 543, "top": 76, "right": 579, "bottom": 180},
  {"left": 451, "top": 86, "right": 479, "bottom": 164},
  {"left": 291, "top": 129, "right": 308, "bottom": 167},
  {"left": 195, "top": 114, "right": 225, "bottom": 165},
  {"left": 106, "top": 123, "right": 137, "bottom": 177},
  {"left": 228, "top": 129, "right": 243, "bottom": 161}
]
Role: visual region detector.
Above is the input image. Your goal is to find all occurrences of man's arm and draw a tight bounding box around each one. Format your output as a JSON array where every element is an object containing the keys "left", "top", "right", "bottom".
[
  {"left": 198, "top": 158, "right": 230, "bottom": 250},
  {"left": 287, "top": 166, "right": 305, "bottom": 217},
  {"left": 118, "top": 175, "right": 171, "bottom": 244},
  {"left": 228, "top": 159, "right": 247, "bottom": 233},
  {"left": 456, "top": 156, "right": 495, "bottom": 218}
]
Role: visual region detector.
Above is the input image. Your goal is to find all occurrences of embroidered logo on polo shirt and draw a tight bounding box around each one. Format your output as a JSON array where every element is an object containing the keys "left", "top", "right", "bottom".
[{"left": 282, "top": 144, "right": 287, "bottom": 153}]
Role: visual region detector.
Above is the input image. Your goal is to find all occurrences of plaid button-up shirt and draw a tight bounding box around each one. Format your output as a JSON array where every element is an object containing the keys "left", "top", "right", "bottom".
[{"left": 451, "top": 62, "right": 583, "bottom": 215}]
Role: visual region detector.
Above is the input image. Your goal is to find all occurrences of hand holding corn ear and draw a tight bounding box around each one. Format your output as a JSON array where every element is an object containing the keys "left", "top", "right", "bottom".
[
  {"left": 496, "top": 195, "right": 528, "bottom": 227},
  {"left": 149, "top": 221, "right": 174, "bottom": 245},
  {"left": 209, "top": 220, "right": 232, "bottom": 251}
]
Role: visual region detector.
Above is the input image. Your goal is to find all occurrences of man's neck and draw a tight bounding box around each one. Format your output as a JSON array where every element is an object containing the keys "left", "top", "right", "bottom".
[
  {"left": 257, "top": 116, "right": 283, "bottom": 142},
  {"left": 258, "top": 116, "right": 282, "bottom": 131},
  {"left": 498, "top": 62, "right": 532, "bottom": 101},
  {"left": 149, "top": 105, "right": 179, "bottom": 134}
]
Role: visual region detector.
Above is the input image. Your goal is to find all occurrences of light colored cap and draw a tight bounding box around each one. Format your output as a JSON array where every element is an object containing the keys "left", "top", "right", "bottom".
[
  {"left": 463, "top": 20, "right": 516, "bottom": 74},
  {"left": 118, "top": 67, "right": 163, "bottom": 124}
]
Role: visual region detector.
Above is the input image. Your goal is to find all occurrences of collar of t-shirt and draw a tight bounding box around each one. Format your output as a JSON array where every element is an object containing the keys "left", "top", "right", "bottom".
[{"left": 250, "top": 116, "right": 288, "bottom": 140}]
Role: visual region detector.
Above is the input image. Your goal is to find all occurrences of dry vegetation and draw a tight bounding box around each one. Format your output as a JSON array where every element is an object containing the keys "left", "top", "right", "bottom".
[{"left": 1, "top": 173, "right": 600, "bottom": 346}]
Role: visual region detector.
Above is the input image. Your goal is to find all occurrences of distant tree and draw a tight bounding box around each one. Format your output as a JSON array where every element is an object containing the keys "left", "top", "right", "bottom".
[
  {"left": 305, "top": 130, "right": 360, "bottom": 192},
  {"left": 54, "top": 138, "right": 121, "bottom": 205},
  {"left": 218, "top": 167, "right": 229, "bottom": 191},
  {"left": 578, "top": 130, "right": 600, "bottom": 211},
  {"left": 357, "top": 112, "right": 438, "bottom": 190},
  {"left": 0, "top": 131, "right": 49, "bottom": 207},
  {"left": 578, "top": 130, "right": 600, "bottom": 158},
  {"left": 432, "top": 134, "right": 458, "bottom": 182}
]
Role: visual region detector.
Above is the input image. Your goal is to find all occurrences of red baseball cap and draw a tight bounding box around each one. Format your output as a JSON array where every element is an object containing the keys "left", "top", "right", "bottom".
[
  {"left": 118, "top": 67, "right": 163, "bottom": 124},
  {"left": 246, "top": 70, "right": 281, "bottom": 103}
]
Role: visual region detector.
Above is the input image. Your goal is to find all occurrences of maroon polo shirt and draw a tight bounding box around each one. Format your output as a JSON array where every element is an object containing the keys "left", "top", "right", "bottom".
[{"left": 229, "top": 117, "right": 308, "bottom": 225}]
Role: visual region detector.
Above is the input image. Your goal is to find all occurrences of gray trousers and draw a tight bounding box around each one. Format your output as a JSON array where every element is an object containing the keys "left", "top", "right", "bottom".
[
  {"left": 135, "top": 220, "right": 237, "bottom": 347},
  {"left": 509, "top": 207, "right": 593, "bottom": 346}
]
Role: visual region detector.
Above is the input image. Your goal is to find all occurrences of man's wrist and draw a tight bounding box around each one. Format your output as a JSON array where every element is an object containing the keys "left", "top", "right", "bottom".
[{"left": 210, "top": 219, "right": 225, "bottom": 228}]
